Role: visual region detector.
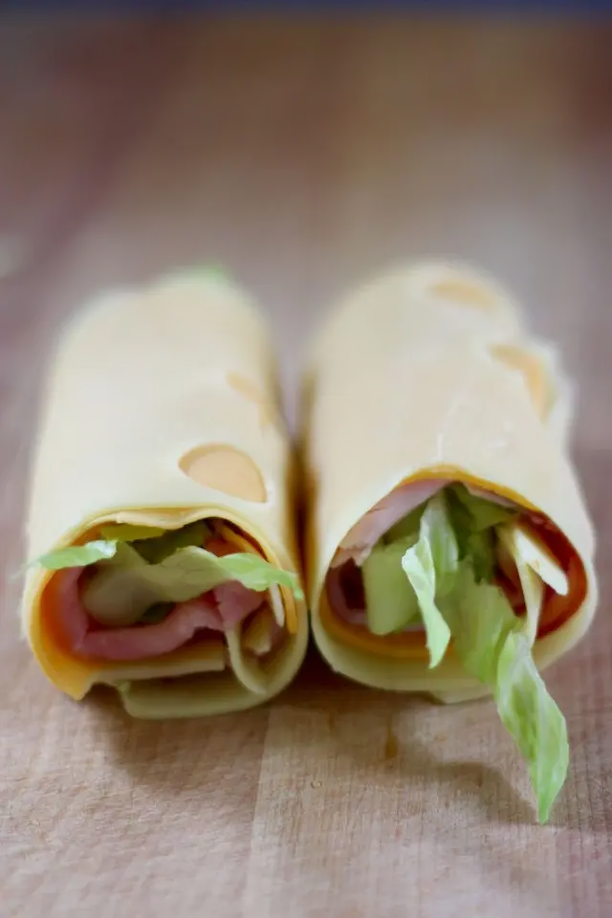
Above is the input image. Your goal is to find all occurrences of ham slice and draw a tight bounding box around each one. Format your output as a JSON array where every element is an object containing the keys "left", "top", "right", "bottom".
[
  {"left": 47, "top": 537, "right": 265, "bottom": 661},
  {"left": 331, "top": 479, "right": 448, "bottom": 568},
  {"left": 327, "top": 479, "right": 448, "bottom": 631}
]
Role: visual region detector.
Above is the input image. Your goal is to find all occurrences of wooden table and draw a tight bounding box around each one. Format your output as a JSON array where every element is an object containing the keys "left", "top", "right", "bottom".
[{"left": 1, "top": 15, "right": 610, "bottom": 918}]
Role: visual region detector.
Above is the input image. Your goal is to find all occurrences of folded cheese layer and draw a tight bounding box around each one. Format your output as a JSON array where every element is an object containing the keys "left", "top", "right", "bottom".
[{"left": 22, "top": 271, "right": 308, "bottom": 718}]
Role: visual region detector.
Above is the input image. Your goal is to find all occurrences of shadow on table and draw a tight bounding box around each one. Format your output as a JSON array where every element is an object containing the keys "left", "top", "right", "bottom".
[{"left": 84, "top": 641, "right": 544, "bottom": 828}]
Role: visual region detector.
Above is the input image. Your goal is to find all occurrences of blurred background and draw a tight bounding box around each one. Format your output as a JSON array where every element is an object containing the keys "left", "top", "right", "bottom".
[{"left": 1, "top": 11, "right": 610, "bottom": 432}]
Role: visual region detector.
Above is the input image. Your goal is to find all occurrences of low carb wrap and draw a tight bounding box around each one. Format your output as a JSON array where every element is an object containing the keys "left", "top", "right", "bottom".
[
  {"left": 22, "top": 270, "right": 308, "bottom": 718},
  {"left": 301, "top": 261, "right": 597, "bottom": 821}
]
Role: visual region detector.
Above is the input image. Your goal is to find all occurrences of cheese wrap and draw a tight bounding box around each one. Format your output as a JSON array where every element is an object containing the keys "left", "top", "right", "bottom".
[
  {"left": 301, "top": 261, "right": 597, "bottom": 821},
  {"left": 22, "top": 270, "right": 308, "bottom": 719}
]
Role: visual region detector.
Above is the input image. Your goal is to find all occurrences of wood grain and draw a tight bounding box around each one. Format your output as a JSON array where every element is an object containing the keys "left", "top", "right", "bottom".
[{"left": 1, "top": 15, "right": 611, "bottom": 918}]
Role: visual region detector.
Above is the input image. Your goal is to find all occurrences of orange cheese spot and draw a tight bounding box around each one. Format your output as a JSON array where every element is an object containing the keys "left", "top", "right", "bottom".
[
  {"left": 227, "top": 372, "right": 276, "bottom": 431},
  {"left": 179, "top": 444, "right": 267, "bottom": 503},
  {"left": 430, "top": 278, "right": 496, "bottom": 311},
  {"left": 490, "top": 344, "right": 549, "bottom": 420}
]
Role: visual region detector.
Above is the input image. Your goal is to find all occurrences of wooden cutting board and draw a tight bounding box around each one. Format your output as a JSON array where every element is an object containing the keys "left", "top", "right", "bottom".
[{"left": 0, "top": 15, "right": 610, "bottom": 918}]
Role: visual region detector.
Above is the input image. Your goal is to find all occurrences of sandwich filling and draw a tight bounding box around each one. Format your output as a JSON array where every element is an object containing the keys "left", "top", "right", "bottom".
[
  {"left": 324, "top": 479, "right": 587, "bottom": 822},
  {"left": 34, "top": 520, "right": 302, "bottom": 686}
]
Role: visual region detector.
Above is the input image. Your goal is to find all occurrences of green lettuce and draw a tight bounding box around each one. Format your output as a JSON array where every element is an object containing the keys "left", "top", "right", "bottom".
[
  {"left": 495, "top": 629, "right": 568, "bottom": 824},
  {"left": 81, "top": 543, "right": 302, "bottom": 625},
  {"left": 34, "top": 540, "right": 120, "bottom": 570},
  {"left": 444, "top": 564, "right": 568, "bottom": 824},
  {"left": 401, "top": 494, "right": 458, "bottom": 667},
  {"left": 366, "top": 483, "right": 567, "bottom": 822},
  {"left": 450, "top": 485, "right": 518, "bottom": 531},
  {"left": 31, "top": 522, "right": 208, "bottom": 571},
  {"left": 33, "top": 522, "right": 303, "bottom": 627},
  {"left": 128, "top": 521, "right": 210, "bottom": 564},
  {"left": 363, "top": 536, "right": 420, "bottom": 635}
]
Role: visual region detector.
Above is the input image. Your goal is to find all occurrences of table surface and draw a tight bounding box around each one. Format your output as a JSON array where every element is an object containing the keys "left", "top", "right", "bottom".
[{"left": 1, "top": 15, "right": 611, "bottom": 918}]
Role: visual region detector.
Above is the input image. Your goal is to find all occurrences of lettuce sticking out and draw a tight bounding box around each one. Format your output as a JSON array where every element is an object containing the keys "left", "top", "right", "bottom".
[
  {"left": 444, "top": 563, "right": 568, "bottom": 824},
  {"left": 31, "top": 522, "right": 208, "bottom": 571},
  {"left": 364, "top": 483, "right": 569, "bottom": 822},
  {"left": 401, "top": 493, "right": 458, "bottom": 667},
  {"left": 34, "top": 541, "right": 120, "bottom": 570},
  {"left": 495, "top": 629, "right": 569, "bottom": 824}
]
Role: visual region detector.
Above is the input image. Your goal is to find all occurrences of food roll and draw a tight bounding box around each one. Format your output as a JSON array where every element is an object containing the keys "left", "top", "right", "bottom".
[
  {"left": 22, "top": 270, "right": 308, "bottom": 719},
  {"left": 301, "top": 260, "right": 597, "bottom": 821}
]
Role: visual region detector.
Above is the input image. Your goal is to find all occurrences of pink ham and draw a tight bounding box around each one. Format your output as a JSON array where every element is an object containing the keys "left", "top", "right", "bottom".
[
  {"left": 326, "top": 479, "right": 447, "bottom": 631},
  {"left": 46, "top": 537, "right": 265, "bottom": 661},
  {"left": 207, "top": 536, "right": 264, "bottom": 629},
  {"left": 331, "top": 479, "right": 448, "bottom": 568}
]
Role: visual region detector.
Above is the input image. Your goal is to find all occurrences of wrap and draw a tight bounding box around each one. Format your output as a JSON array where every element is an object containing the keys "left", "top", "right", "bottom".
[
  {"left": 301, "top": 260, "right": 597, "bottom": 821},
  {"left": 22, "top": 270, "right": 308, "bottom": 719}
]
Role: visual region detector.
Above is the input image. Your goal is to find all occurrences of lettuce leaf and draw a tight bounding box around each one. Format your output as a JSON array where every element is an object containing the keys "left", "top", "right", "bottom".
[
  {"left": 34, "top": 541, "right": 119, "bottom": 570},
  {"left": 451, "top": 484, "right": 518, "bottom": 531},
  {"left": 444, "top": 562, "right": 568, "bottom": 823},
  {"left": 33, "top": 521, "right": 210, "bottom": 572},
  {"left": 401, "top": 540, "right": 450, "bottom": 668},
  {"left": 401, "top": 494, "right": 457, "bottom": 667},
  {"left": 34, "top": 521, "right": 302, "bottom": 628},
  {"left": 364, "top": 536, "right": 420, "bottom": 635},
  {"left": 82, "top": 543, "right": 303, "bottom": 624},
  {"left": 495, "top": 629, "right": 569, "bottom": 823},
  {"left": 99, "top": 524, "right": 166, "bottom": 541},
  {"left": 446, "top": 485, "right": 518, "bottom": 581},
  {"left": 372, "top": 484, "right": 568, "bottom": 823},
  {"left": 131, "top": 521, "right": 210, "bottom": 564}
]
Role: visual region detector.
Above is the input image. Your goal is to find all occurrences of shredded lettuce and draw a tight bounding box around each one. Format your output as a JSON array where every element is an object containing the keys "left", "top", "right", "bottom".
[
  {"left": 443, "top": 562, "right": 568, "bottom": 823},
  {"left": 363, "top": 536, "right": 420, "bottom": 635},
  {"left": 34, "top": 541, "right": 120, "bottom": 570},
  {"left": 130, "top": 521, "right": 210, "bottom": 564},
  {"left": 33, "top": 522, "right": 303, "bottom": 627},
  {"left": 81, "top": 543, "right": 302, "bottom": 624},
  {"left": 31, "top": 522, "right": 208, "bottom": 571},
  {"left": 450, "top": 484, "right": 518, "bottom": 531},
  {"left": 99, "top": 524, "right": 166, "bottom": 542},
  {"left": 401, "top": 494, "right": 457, "bottom": 667},
  {"left": 495, "top": 629, "right": 569, "bottom": 824},
  {"left": 364, "top": 483, "right": 568, "bottom": 822}
]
